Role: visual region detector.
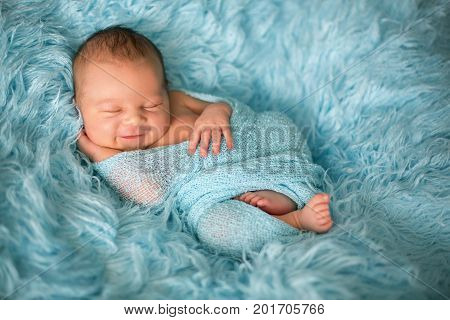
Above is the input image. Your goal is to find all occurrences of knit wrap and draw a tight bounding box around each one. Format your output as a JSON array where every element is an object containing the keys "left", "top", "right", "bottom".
[{"left": 93, "top": 88, "right": 325, "bottom": 256}]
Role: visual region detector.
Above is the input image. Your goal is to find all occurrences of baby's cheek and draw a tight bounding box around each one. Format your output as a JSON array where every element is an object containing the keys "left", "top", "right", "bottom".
[
  {"left": 101, "top": 120, "right": 120, "bottom": 146},
  {"left": 155, "top": 112, "right": 171, "bottom": 132},
  {"left": 88, "top": 118, "right": 119, "bottom": 148}
]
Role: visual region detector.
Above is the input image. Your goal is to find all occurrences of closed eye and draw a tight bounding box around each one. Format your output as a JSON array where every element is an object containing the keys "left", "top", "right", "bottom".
[
  {"left": 103, "top": 109, "right": 121, "bottom": 113},
  {"left": 98, "top": 104, "right": 121, "bottom": 113},
  {"left": 144, "top": 104, "right": 161, "bottom": 110}
]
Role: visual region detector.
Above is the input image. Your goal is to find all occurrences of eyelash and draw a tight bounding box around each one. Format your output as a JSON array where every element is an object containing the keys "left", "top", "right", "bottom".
[
  {"left": 144, "top": 104, "right": 161, "bottom": 110},
  {"left": 103, "top": 103, "right": 162, "bottom": 113},
  {"left": 102, "top": 104, "right": 161, "bottom": 113}
]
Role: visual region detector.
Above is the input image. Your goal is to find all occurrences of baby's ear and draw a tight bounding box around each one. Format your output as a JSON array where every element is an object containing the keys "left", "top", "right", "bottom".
[
  {"left": 72, "top": 97, "right": 79, "bottom": 109},
  {"left": 73, "top": 97, "right": 84, "bottom": 126}
]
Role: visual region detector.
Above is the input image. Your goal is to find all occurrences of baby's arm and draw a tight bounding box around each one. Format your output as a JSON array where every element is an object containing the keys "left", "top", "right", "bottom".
[{"left": 173, "top": 91, "right": 233, "bottom": 157}]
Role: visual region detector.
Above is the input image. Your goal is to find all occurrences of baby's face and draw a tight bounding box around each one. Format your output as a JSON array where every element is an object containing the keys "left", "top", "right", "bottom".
[{"left": 74, "top": 57, "right": 170, "bottom": 151}]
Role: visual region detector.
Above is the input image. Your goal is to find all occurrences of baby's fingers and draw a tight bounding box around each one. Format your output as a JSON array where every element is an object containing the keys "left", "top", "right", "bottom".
[
  {"left": 200, "top": 129, "right": 211, "bottom": 157},
  {"left": 188, "top": 129, "right": 201, "bottom": 154},
  {"left": 211, "top": 128, "right": 221, "bottom": 155},
  {"left": 222, "top": 126, "right": 234, "bottom": 149}
]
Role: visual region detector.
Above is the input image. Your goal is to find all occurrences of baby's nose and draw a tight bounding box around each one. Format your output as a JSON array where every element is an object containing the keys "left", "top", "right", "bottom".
[{"left": 123, "top": 110, "right": 146, "bottom": 126}]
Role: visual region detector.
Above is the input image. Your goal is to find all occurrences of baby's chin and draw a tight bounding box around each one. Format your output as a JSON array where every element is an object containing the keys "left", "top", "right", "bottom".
[
  {"left": 116, "top": 137, "right": 152, "bottom": 151},
  {"left": 117, "top": 143, "right": 149, "bottom": 151},
  {"left": 120, "top": 146, "right": 147, "bottom": 151}
]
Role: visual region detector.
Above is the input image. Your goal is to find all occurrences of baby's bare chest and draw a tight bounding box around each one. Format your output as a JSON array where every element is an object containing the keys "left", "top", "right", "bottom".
[{"left": 161, "top": 103, "right": 199, "bottom": 146}]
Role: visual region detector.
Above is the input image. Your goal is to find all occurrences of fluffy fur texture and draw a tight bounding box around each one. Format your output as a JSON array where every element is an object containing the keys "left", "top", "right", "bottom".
[{"left": 0, "top": 0, "right": 449, "bottom": 299}]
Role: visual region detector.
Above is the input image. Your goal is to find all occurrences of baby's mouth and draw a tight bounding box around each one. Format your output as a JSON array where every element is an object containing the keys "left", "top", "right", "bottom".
[{"left": 120, "top": 134, "right": 144, "bottom": 140}]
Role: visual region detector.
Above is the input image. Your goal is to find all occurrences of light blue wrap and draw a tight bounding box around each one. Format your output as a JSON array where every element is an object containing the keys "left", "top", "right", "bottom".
[{"left": 93, "top": 88, "right": 326, "bottom": 256}]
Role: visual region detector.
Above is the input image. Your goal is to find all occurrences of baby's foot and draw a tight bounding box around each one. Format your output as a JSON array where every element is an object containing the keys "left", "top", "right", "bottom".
[
  {"left": 233, "top": 190, "right": 297, "bottom": 215},
  {"left": 287, "top": 193, "right": 333, "bottom": 233}
]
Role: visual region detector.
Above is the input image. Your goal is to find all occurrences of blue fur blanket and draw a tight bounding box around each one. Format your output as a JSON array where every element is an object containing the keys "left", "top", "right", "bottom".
[{"left": 0, "top": 0, "right": 449, "bottom": 299}]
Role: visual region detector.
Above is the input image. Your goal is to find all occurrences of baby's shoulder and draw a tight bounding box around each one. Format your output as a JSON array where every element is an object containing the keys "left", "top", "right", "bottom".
[{"left": 168, "top": 90, "right": 188, "bottom": 107}]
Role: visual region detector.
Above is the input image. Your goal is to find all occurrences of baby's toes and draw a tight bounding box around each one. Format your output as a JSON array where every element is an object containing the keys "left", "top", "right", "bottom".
[
  {"left": 313, "top": 203, "right": 329, "bottom": 213},
  {"left": 323, "top": 221, "right": 333, "bottom": 232},
  {"left": 256, "top": 198, "right": 268, "bottom": 208},
  {"left": 319, "top": 215, "right": 332, "bottom": 224},
  {"left": 309, "top": 193, "right": 329, "bottom": 206},
  {"left": 250, "top": 196, "right": 262, "bottom": 206},
  {"left": 244, "top": 193, "right": 258, "bottom": 204},
  {"left": 241, "top": 192, "right": 253, "bottom": 202},
  {"left": 317, "top": 220, "right": 333, "bottom": 233},
  {"left": 317, "top": 214, "right": 330, "bottom": 223},
  {"left": 315, "top": 210, "right": 331, "bottom": 222}
]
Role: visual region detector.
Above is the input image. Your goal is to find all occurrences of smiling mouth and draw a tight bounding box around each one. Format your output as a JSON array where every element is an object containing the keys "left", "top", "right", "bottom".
[{"left": 121, "top": 134, "right": 144, "bottom": 140}]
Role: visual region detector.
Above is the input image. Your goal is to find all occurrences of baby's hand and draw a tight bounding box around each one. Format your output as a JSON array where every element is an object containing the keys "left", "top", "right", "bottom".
[
  {"left": 77, "top": 129, "right": 121, "bottom": 163},
  {"left": 188, "top": 103, "right": 233, "bottom": 157}
]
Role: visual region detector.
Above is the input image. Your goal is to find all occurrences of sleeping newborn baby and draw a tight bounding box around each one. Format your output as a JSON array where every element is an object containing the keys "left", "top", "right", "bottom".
[{"left": 73, "top": 26, "right": 333, "bottom": 256}]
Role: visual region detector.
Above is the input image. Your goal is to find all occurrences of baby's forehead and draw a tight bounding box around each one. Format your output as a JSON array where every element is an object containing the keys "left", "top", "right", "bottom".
[
  {"left": 73, "top": 54, "right": 162, "bottom": 101},
  {"left": 74, "top": 57, "right": 156, "bottom": 93}
]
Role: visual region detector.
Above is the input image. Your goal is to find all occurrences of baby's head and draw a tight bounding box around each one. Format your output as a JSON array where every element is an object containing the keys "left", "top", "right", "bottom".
[{"left": 73, "top": 25, "right": 170, "bottom": 151}]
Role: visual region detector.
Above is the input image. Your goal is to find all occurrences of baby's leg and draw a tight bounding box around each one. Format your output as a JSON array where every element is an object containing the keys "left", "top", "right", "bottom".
[
  {"left": 233, "top": 190, "right": 332, "bottom": 233},
  {"left": 274, "top": 193, "right": 333, "bottom": 234},
  {"left": 233, "top": 190, "right": 297, "bottom": 215},
  {"left": 195, "top": 199, "right": 300, "bottom": 257}
]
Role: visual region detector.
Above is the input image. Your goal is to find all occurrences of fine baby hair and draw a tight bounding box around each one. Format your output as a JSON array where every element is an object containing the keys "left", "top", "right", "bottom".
[{"left": 72, "top": 25, "right": 169, "bottom": 102}]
